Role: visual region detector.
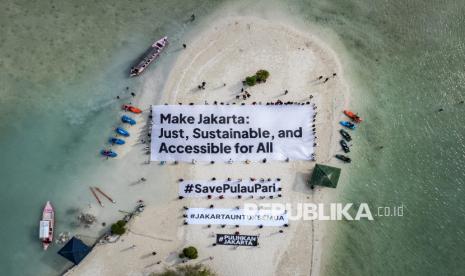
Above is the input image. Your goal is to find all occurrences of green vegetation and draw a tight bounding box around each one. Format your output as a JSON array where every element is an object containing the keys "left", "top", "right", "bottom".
[
  {"left": 255, "top": 69, "right": 270, "bottom": 82},
  {"left": 150, "top": 264, "right": 216, "bottom": 276},
  {"left": 179, "top": 246, "right": 198, "bottom": 259},
  {"left": 110, "top": 220, "right": 126, "bottom": 235},
  {"left": 243, "top": 69, "right": 270, "bottom": 86},
  {"left": 245, "top": 75, "right": 257, "bottom": 86}
]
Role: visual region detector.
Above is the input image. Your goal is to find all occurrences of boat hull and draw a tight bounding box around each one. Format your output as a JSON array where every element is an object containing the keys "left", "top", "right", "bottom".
[{"left": 40, "top": 201, "right": 54, "bottom": 250}]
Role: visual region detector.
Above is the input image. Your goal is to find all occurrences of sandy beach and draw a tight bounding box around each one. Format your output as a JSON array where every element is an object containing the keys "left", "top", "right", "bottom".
[{"left": 67, "top": 15, "right": 348, "bottom": 276}]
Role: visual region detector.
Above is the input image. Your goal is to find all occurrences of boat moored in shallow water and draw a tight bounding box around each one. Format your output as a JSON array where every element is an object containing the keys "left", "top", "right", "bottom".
[
  {"left": 130, "top": 36, "right": 168, "bottom": 77},
  {"left": 39, "top": 201, "right": 54, "bottom": 250},
  {"left": 122, "top": 105, "right": 142, "bottom": 114},
  {"left": 335, "top": 154, "right": 351, "bottom": 163},
  {"left": 115, "top": 127, "right": 130, "bottom": 137},
  {"left": 340, "top": 129, "right": 352, "bottom": 141},
  {"left": 343, "top": 110, "right": 363, "bottom": 123},
  {"left": 340, "top": 140, "right": 350, "bottom": 153},
  {"left": 121, "top": 115, "right": 136, "bottom": 125},
  {"left": 101, "top": 149, "right": 117, "bottom": 158},
  {"left": 340, "top": 121, "right": 356, "bottom": 130},
  {"left": 109, "top": 137, "right": 125, "bottom": 145}
]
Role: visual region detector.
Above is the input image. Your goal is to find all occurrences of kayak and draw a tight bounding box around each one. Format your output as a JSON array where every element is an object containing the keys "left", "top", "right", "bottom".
[
  {"left": 109, "top": 137, "right": 125, "bottom": 145},
  {"left": 121, "top": 115, "right": 136, "bottom": 125},
  {"left": 340, "top": 121, "right": 356, "bottom": 130},
  {"left": 116, "top": 127, "right": 130, "bottom": 137},
  {"left": 340, "top": 140, "right": 350, "bottom": 153},
  {"left": 343, "top": 110, "right": 362, "bottom": 123},
  {"left": 101, "top": 149, "right": 117, "bottom": 158},
  {"left": 340, "top": 129, "right": 352, "bottom": 141},
  {"left": 335, "top": 154, "right": 351, "bottom": 163},
  {"left": 122, "top": 104, "right": 142, "bottom": 114}
]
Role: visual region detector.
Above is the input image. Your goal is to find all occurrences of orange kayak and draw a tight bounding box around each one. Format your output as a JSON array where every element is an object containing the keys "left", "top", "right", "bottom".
[
  {"left": 343, "top": 110, "right": 362, "bottom": 123},
  {"left": 122, "top": 104, "right": 142, "bottom": 114}
]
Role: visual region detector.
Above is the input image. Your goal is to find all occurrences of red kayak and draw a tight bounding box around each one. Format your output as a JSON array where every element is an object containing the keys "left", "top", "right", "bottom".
[
  {"left": 122, "top": 104, "right": 142, "bottom": 114},
  {"left": 343, "top": 110, "right": 362, "bottom": 123}
]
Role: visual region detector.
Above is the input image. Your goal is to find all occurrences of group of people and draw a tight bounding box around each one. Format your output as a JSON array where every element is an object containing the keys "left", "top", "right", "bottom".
[
  {"left": 316, "top": 72, "right": 337, "bottom": 84},
  {"left": 236, "top": 88, "right": 251, "bottom": 100}
]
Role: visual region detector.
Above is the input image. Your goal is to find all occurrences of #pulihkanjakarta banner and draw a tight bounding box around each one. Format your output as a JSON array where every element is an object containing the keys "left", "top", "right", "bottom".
[{"left": 150, "top": 105, "right": 315, "bottom": 162}]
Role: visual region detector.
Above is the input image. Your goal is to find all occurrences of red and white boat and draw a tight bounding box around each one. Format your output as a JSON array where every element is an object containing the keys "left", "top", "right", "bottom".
[{"left": 39, "top": 201, "right": 54, "bottom": 250}]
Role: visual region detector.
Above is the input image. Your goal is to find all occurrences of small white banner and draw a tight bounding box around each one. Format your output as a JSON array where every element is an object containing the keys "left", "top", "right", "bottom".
[
  {"left": 186, "top": 208, "right": 288, "bottom": 226},
  {"left": 150, "top": 105, "right": 315, "bottom": 162},
  {"left": 179, "top": 179, "right": 281, "bottom": 198}
]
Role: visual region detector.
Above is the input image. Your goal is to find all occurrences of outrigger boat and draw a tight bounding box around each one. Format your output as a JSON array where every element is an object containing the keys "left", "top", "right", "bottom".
[
  {"left": 343, "top": 110, "right": 363, "bottom": 123},
  {"left": 340, "top": 121, "right": 356, "bottom": 130},
  {"left": 340, "top": 129, "right": 352, "bottom": 141},
  {"left": 121, "top": 115, "right": 136, "bottom": 125},
  {"left": 115, "top": 127, "right": 130, "bottom": 137},
  {"left": 39, "top": 201, "right": 54, "bottom": 250},
  {"left": 130, "top": 36, "right": 168, "bottom": 77},
  {"left": 335, "top": 154, "right": 351, "bottom": 163},
  {"left": 122, "top": 104, "right": 142, "bottom": 114}
]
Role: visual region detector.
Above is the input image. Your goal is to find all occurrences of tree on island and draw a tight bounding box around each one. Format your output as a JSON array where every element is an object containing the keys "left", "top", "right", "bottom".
[
  {"left": 255, "top": 69, "right": 270, "bottom": 82},
  {"left": 110, "top": 220, "right": 127, "bottom": 235},
  {"left": 243, "top": 69, "right": 270, "bottom": 86},
  {"left": 179, "top": 246, "right": 198, "bottom": 259},
  {"left": 150, "top": 264, "right": 216, "bottom": 276}
]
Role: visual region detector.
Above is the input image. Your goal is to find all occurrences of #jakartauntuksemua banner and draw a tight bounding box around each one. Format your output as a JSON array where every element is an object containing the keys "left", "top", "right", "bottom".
[
  {"left": 150, "top": 105, "right": 315, "bottom": 162},
  {"left": 179, "top": 179, "right": 281, "bottom": 198},
  {"left": 186, "top": 208, "right": 288, "bottom": 226}
]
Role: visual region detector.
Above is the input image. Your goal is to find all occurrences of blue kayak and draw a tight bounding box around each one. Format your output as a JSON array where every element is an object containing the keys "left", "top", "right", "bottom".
[
  {"left": 340, "top": 121, "right": 356, "bottom": 130},
  {"left": 101, "top": 149, "right": 117, "bottom": 158},
  {"left": 115, "top": 127, "right": 130, "bottom": 137},
  {"left": 121, "top": 115, "right": 136, "bottom": 125},
  {"left": 109, "top": 137, "right": 125, "bottom": 145}
]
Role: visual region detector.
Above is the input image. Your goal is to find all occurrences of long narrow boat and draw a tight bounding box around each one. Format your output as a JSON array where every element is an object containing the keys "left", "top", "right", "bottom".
[
  {"left": 39, "top": 201, "right": 54, "bottom": 250},
  {"left": 130, "top": 36, "right": 168, "bottom": 77}
]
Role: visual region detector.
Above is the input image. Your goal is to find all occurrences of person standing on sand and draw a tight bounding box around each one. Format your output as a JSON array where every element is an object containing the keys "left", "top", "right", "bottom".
[
  {"left": 323, "top": 77, "right": 329, "bottom": 83},
  {"left": 183, "top": 44, "right": 186, "bottom": 49},
  {"left": 190, "top": 14, "right": 195, "bottom": 21}
]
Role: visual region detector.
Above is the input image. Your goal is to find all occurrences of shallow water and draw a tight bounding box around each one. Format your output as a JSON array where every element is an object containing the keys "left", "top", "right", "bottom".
[{"left": 0, "top": 0, "right": 464, "bottom": 275}]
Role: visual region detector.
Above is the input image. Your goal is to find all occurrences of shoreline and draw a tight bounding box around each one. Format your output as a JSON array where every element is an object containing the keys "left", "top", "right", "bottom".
[{"left": 67, "top": 15, "right": 348, "bottom": 276}]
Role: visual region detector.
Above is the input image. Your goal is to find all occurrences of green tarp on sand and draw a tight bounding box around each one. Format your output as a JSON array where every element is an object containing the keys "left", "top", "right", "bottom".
[{"left": 308, "top": 164, "right": 341, "bottom": 188}]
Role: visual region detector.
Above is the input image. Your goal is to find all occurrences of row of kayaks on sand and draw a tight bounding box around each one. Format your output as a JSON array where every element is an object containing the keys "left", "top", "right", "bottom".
[
  {"left": 335, "top": 110, "right": 363, "bottom": 163},
  {"left": 100, "top": 105, "right": 142, "bottom": 158}
]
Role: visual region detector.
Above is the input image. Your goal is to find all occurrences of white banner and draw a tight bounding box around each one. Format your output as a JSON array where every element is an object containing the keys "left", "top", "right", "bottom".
[
  {"left": 186, "top": 208, "right": 288, "bottom": 226},
  {"left": 179, "top": 179, "right": 281, "bottom": 198},
  {"left": 150, "top": 105, "right": 314, "bottom": 162}
]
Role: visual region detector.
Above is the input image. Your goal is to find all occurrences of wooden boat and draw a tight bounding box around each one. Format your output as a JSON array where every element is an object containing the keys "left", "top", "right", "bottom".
[
  {"left": 122, "top": 104, "right": 142, "bottom": 114},
  {"left": 130, "top": 36, "right": 168, "bottom": 77},
  {"left": 343, "top": 110, "right": 362, "bottom": 123},
  {"left": 39, "top": 201, "right": 54, "bottom": 250}
]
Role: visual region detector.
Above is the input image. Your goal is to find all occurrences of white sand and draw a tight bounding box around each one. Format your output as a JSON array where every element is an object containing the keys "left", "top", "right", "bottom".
[{"left": 67, "top": 15, "right": 348, "bottom": 276}]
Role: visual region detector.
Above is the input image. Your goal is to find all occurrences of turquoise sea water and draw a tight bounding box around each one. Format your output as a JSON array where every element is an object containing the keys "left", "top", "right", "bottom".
[{"left": 0, "top": 0, "right": 464, "bottom": 275}]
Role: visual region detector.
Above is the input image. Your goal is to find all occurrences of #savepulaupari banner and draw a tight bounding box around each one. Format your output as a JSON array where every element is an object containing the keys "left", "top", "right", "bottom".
[
  {"left": 179, "top": 179, "right": 281, "bottom": 198},
  {"left": 150, "top": 105, "right": 314, "bottom": 162}
]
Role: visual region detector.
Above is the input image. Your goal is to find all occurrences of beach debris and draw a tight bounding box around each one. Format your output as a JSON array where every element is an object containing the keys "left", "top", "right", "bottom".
[
  {"left": 89, "top": 187, "right": 104, "bottom": 207},
  {"left": 78, "top": 213, "right": 97, "bottom": 226},
  {"left": 95, "top": 187, "right": 116, "bottom": 203},
  {"left": 57, "top": 232, "right": 71, "bottom": 244}
]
